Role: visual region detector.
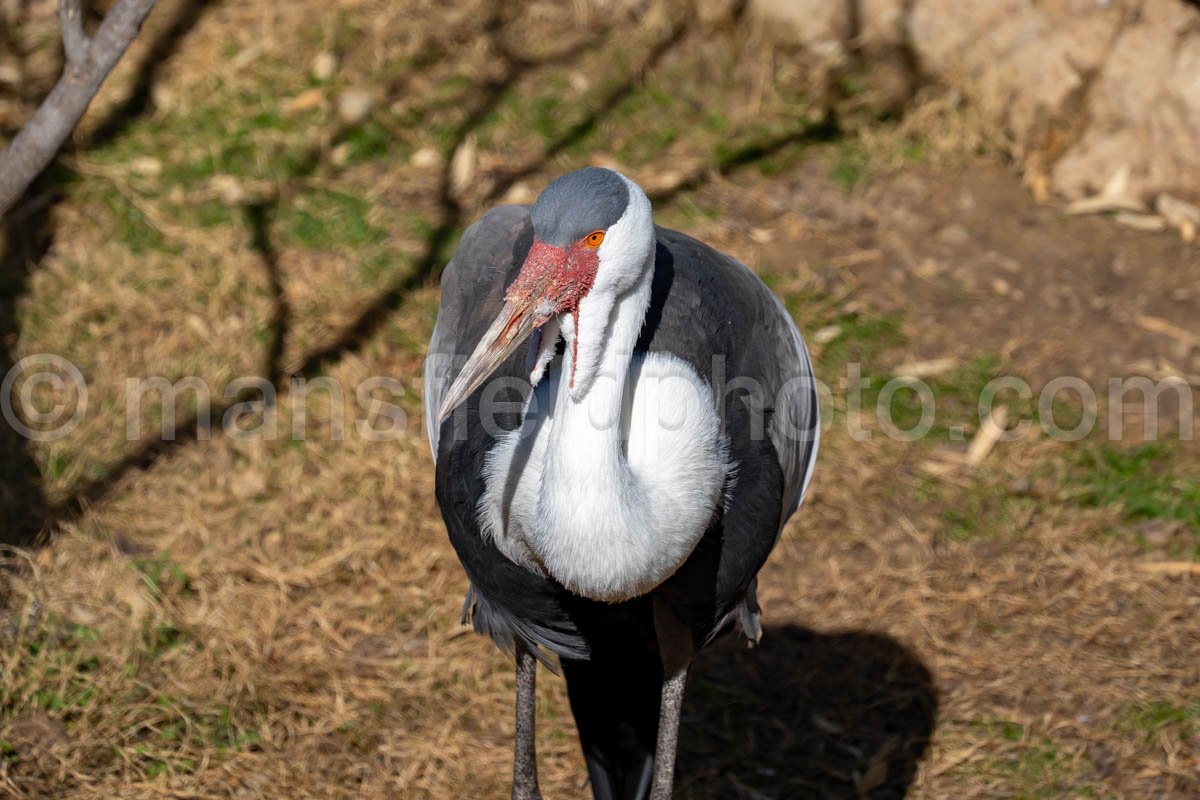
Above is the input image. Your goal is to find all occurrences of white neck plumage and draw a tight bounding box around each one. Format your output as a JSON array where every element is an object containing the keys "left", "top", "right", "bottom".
[
  {"left": 546, "top": 253, "right": 653, "bottom": 493},
  {"left": 481, "top": 178, "right": 730, "bottom": 602}
]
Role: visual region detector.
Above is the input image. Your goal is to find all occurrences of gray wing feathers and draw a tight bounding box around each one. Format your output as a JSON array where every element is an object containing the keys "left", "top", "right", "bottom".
[
  {"left": 766, "top": 292, "right": 820, "bottom": 527},
  {"left": 424, "top": 205, "right": 531, "bottom": 458},
  {"left": 715, "top": 252, "right": 820, "bottom": 532}
]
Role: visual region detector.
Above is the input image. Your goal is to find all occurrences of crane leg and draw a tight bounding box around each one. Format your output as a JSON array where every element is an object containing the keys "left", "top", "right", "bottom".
[
  {"left": 512, "top": 643, "right": 542, "bottom": 800},
  {"left": 650, "top": 599, "right": 694, "bottom": 800}
]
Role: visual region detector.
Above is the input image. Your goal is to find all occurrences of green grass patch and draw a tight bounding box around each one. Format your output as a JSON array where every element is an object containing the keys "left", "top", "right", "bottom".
[
  {"left": 529, "top": 93, "right": 567, "bottom": 142},
  {"left": 966, "top": 719, "right": 1083, "bottom": 799},
  {"left": 357, "top": 251, "right": 396, "bottom": 286},
  {"left": 1076, "top": 443, "right": 1200, "bottom": 531},
  {"left": 133, "top": 745, "right": 197, "bottom": 779},
  {"left": 142, "top": 623, "right": 190, "bottom": 659},
  {"left": 880, "top": 354, "right": 1047, "bottom": 445},
  {"left": 1121, "top": 699, "right": 1200, "bottom": 742},
  {"left": 131, "top": 552, "right": 193, "bottom": 600},
  {"left": 831, "top": 143, "right": 869, "bottom": 190},
  {"left": 2, "top": 614, "right": 107, "bottom": 721},
  {"left": 939, "top": 480, "right": 1020, "bottom": 543},
  {"left": 92, "top": 87, "right": 317, "bottom": 187},
  {"left": 341, "top": 120, "right": 394, "bottom": 163},
  {"left": 132, "top": 700, "right": 262, "bottom": 778},
  {"left": 653, "top": 191, "right": 721, "bottom": 230},
  {"left": 812, "top": 311, "right": 905, "bottom": 373},
  {"left": 610, "top": 85, "right": 681, "bottom": 165},
  {"left": 1007, "top": 744, "right": 1075, "bottom": 799},
  {"left": 897, "top": 136, "right": 928, "bottom": 163},
  {"left": 76, "top": 183, "right": 178, "bottom": 254},
  {"left": 1074, "top": 443, "right": 1200, "bottom": 557},
  {"left": 66, "top": 74, "right": 345, "bottom": 251},
  {"left": 282, "top": 188, "right": 387, "bottom": 250}
]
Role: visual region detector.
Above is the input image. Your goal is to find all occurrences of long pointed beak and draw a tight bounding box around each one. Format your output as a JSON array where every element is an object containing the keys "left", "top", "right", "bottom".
[{"left": 437, "top": 296, "right": 544, "bottom": 423}]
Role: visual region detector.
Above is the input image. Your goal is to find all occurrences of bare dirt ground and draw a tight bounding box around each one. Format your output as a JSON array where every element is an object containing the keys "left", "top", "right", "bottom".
[{"left": 0, "top": 1, "right": 1197, "bottom": 798}]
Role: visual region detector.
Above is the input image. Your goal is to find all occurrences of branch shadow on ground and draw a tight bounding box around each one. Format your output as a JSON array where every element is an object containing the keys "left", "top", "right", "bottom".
[
  {"left": 0, "top": 204, "right": 54, "bottom": 548},
  {"left": 678, "top": 625, "right": 938, "bottom": 799},
  {"left": 86, "top": 0, "right": 216, "bottom": 149},
  {"left": 481, "top": 19, "right": 689, "bottom": 206},
  {"left": 297, "top": 10, "right": 635, "bottom": 375},
  {"left": 4, "top": 4, "right": 839, "bottom": 548},
  {"left": 18, "top": 5, "right": 634, "bottom": 533},
  {"left": 244, "top": 201, "right": 289, "bottom": 388},
  {"left": 0, "top": 0, "right": 219, "bottom": 547}
]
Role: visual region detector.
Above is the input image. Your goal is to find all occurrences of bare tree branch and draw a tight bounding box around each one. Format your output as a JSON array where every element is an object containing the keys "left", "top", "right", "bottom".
[
  {"left": 0, "top": 0, "right": 158, "bottom": 219},
  {"left": 59, "top": 0, "right": 90, "bottom": 65}
]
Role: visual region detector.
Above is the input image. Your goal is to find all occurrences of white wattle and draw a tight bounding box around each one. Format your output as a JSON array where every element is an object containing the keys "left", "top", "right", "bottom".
[{"left": 477, "top": 175, "right": 730, "bottom": 602}]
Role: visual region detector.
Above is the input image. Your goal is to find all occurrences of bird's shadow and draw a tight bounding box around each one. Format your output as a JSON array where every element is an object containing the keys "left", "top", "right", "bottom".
[{"left": 677, "top": 625, "right": 937, "bottom": 799}]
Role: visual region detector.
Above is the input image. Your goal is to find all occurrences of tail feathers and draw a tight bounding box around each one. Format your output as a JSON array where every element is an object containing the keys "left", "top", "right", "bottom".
[
  {"left": 562, "top": 652, "right": 662, "bottom": 800},
  {"left": 461, "top": 584, "right": 590, "bottom": 667}
]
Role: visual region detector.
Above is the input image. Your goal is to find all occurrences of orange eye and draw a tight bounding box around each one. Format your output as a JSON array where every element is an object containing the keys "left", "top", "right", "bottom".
[{"left": 583, "top": 230, "right": 605, "bottom": 248}]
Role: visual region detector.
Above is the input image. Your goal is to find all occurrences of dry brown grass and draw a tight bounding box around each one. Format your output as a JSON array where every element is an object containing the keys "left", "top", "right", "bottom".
[{"left": 0, "top": 0, "right": 1197, "bottom": 798}]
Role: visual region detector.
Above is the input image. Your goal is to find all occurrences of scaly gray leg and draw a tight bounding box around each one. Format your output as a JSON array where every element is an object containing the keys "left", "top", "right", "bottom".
[
  {"left": 512, "top": 644, "right": 542, "bottom": 800},
  {"left": 650, "top": 598, "right": 694, "bottom": 800}
]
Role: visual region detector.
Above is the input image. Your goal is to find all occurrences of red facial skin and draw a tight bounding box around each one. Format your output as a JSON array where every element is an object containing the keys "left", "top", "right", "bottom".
[{"left": 506, "top": 238, "right": 600, "bottom": 386}]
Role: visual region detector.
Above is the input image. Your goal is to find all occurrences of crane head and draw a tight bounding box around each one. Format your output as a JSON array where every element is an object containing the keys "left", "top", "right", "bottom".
[{"left": 438, "top": 167, "right": 652, "bottom": 422}]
